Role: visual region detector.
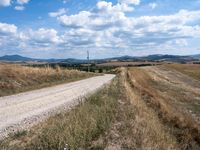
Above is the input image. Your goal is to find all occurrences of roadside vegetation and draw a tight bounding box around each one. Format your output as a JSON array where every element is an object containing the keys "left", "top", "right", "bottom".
[
  {"left": 127, "top": 66, "right": 200, "bottom": 149},
  {"left": 123, "top": 68, "right": 179, "bottom": 150},
  {"left": 0, "top": 63, "right": 94, "bottom": 97},
  {"left": 0, "top": 74, "right": 123, "bottom": 149},
  {"left": 1, "top": 64, "right": 200, "bottom": 149}
]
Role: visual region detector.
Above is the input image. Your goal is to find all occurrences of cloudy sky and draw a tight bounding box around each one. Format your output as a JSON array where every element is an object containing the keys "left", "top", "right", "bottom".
[{"left": 0, "top": 0, "right": 200, "bottom": 59}]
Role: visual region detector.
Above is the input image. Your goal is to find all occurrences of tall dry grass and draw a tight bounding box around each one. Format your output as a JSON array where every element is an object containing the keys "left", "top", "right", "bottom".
[
  {"left": 0, "top": 63, "right": 94, "bottom": 97},
  {"left": 2, "top": 66, "right": 199, "bottom": 149},
  {"left": 120, "top": 68, "right": 179, "bottom": 150},
  {"left": 127, "top": 67, "right": 200, "bottom": 149},
  {"left": 166, "top": 64, "right": 200, "bottom": 81},
  {"left": 0, "top": 75, "right": 121, "bottom": 150}
]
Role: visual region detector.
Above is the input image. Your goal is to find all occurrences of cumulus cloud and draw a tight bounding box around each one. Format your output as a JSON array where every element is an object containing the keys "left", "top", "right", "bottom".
[
  {"left": 1, "top": 0, "right": 200, "bottom": 58},
  {"left": 28, "top": 28, "right": 62, "bottom": 45},
  {"left": 0, "top": 22, "right": 63, "bottom": 54},
  {"left": 119, "top": 0, "right": 140, "bottom": 5},
  {"left": 17, "top": 0, "right": 30, "bottom": 5},
  {"left": 14, "top": 5, "right": 25, "bottom": 11},
  {"left": 56, "top": 1, "right": 200, "bottom": 57},
  {"left": 0, "top": 23, "right": 17, "bottom": 35},
  {"left": 49, "top": 8, "right": 66, "bottom": 17},
  {"left": 13, "top": 0, "right": 30, "bottom": 11},
  {"left": 0, "top": 0, "right": 30, "bottom": 8},
  {"left": 0, "top": 0, "right": 11, "bottom": 7},
  {"left": 58, "top": 1, "right": 131, "bottom": 30},
  {"left": 96, "top": 1, "right": 134, "bottom": 12}
]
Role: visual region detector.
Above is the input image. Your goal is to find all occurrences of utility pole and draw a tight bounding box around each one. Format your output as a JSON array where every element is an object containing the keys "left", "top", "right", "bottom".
[{"left": 87, "top": 50, "right": 90, "bottom": 72}]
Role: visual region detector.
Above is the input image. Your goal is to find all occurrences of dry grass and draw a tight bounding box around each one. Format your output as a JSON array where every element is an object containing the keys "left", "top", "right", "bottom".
[
  {"left": 127, "top": 67, "right": 200, "bottom": 149},
  {"left": 0, "top": 63, "right": 94, "bottom": 97},
  {"left": 123, "top": 68, "right": 179, "bottom": 150},
  {"left": 2, "top": 65, "right": 200, "bottom": 149},
  {"left": 97, "top": 61, "right": 161, "bottom": 67},
  {"left": 166, "top": 64, "right": 200, "bottom": 81},
  {"left": 1, "top": 69, "right": 159, "bottom": 150},
  {"left": 0, "top": 76, "right": 122, "bottom": 150}
]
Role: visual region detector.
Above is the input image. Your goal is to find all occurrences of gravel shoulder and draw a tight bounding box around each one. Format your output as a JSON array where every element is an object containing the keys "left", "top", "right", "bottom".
[{"left": 0, "top": 74, "right": 115, "bottom": 139}]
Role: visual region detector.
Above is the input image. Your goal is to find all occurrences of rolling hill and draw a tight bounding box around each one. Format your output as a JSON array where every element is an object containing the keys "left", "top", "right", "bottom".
[{"left": 0, "top": 54, "right": 199, "bottom": 64}]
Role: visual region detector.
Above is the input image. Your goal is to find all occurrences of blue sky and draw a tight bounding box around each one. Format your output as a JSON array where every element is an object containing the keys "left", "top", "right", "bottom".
[{"left": 0, "top": 0, "right": 200, "bottom": 59}]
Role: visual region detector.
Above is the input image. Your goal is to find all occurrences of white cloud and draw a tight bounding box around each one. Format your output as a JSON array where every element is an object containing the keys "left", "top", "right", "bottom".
[
  {"left": 17, "top": 0, "right": 30, "bottom": 5},
  {"left": 29, "top": 28, "right": 62, "bottom": 44},
  {"left": 0, "top": 0, "right": 11, "bottom": 7},
  {"left": 0, "top": 22, "right": 17, "bottom": 35},
  {"left": 56, "top": 2, "right": 200, "bottom": 57},
  {"left": 14, "top": 5, "right": 25, "bottom": 11},
  {"left": 1, "top": 0, "right": 200, "bottom": 58},
  {"left": 58, "top": 11, "right": 91, "bottom": 28},
  {"left": 149, "top": 3, "right": 157, "bottom": 9},
  {"left": 97, "top": 1, "right": 134, "bottom": 12},
  {"left": 49, "top": 8, "right": 66, "bottom": 17},
  {"left": 119, "top": 0, "right": 140, "bottom": 5},
  {"left": 14, "top": 0, "right": 30, "bottom": 10},
  {"left": 0, "top": 25, "right": 63, "bottom": 55},
  {"left": 58, "top": 1, "right": 131, "bottom": 29}
]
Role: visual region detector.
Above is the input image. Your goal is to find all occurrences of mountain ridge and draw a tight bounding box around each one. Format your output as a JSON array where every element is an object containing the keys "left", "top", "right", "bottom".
[{"left": 0, "top": 54, "right": 199, "bottom": 63}]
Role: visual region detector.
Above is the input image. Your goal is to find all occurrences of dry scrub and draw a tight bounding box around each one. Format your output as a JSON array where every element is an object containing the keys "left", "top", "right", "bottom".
[
  {"left": 127, "top": 67, "right": 200, "bottom": 149},
  {"left": 0, "top": 70, "right": 152, "bottom": 150},
  {"left": 0, "top": 76, "right": 122, "bottom": 150},
  {"left": 122, "top": 68, "right": 179, "bottom": 150},
  {"left": 166, "top": 64, "right": 200, "bottom": 81},
  {"left": 1, "top": 65, "right": 200, "bottom": 149},
  {"left": 0, "top": 63, "right": 94, "bottom": 97}
]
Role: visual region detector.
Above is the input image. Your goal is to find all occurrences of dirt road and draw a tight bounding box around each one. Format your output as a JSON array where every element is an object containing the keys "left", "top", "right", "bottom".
[{"left": 0, "top": 74, "right": 115, "bottom": 139}]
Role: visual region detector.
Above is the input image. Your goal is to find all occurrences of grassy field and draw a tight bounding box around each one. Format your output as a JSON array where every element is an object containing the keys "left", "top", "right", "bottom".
[
  {"left": 3, "top": 70, "right": 175, "bottom": 150},
  {"left": 1, "top": 64, "right": 200, "bottom": 149},
  {"left": 0, "top": 63, "right": 95, "bottom": 97},
  {"left": 166, "top": 64, "right": 200, "bottom": 81},
  {"left": 0, "top": 75, "right": 123, "bottom": 149},
  {"left": 97, "top": 61, "right": 161, "bottom": 67},
  {"left": 127, "top": 65, "right": 200, "bottom": 149},
  {"left": 123, "top": 68, "right": 178, "bottom": 149}
]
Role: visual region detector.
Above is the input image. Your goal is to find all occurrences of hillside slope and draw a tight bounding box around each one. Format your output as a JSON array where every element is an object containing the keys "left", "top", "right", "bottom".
[{"left": 0, "top": 63, "right": 94, "bottom": 97}]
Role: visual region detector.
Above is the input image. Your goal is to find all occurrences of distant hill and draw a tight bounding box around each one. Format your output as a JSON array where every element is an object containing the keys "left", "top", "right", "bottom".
[
  {"left": 98, "top": 54, "right": 194, "bottom": 62},
  {"left": 0, "top": 54, "right": 199, "bottom": 64},
  {"left": 139, "top": 54, "right": 193, "bottom": 61},
  {"left": 0, "top": 55, "right": 33, "bottom": 62},
  {"left": 0, "top": 55, "right": 63, "bottom": 63},
  {"left": 61, "top": 58, "right": 89, "bottom": 64},
  {"left": 191, "top": 54, "right": 200, "bottom": 59}
]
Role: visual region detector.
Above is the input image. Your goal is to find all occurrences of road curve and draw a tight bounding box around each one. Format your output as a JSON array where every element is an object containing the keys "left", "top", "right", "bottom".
[{"left": 0, "top": 74, "right": 115, "bottom": 139}]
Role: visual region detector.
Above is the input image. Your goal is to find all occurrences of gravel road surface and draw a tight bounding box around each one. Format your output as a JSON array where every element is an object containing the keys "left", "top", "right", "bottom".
[{"left": 0, "top": 74, "right": 115, "bottom": 139}]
